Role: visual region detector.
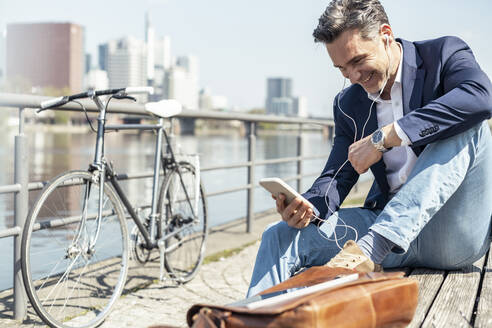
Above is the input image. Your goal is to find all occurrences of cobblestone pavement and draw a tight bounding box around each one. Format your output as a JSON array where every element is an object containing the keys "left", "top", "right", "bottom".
[
  {"left": 100, "top": 241, "right": 260, "bottom": 328},
  {"left": 0, "top": 213, "right": 273, "bottom": 328},
  {"left": 0, "top": 241, "right": 260, "bottom": 328},
  {"left": 0, "top": 182, "right": 370, "bottom": 328}
]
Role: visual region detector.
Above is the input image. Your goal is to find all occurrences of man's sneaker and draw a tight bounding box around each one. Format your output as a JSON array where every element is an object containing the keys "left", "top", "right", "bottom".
[{"left": 325, "top": 240, "right": 382, "bottom": 272}]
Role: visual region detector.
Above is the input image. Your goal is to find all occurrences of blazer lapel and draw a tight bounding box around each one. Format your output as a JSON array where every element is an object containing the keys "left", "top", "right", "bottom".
[
  {"left": 353, "top": 40, "right": 425, "bottom": 197},
  {"left": 399, "top": 39, "right": 425, "bottom": 116},
  {"left": 399, "top": 39, "right": 426, "bottom": 156}
]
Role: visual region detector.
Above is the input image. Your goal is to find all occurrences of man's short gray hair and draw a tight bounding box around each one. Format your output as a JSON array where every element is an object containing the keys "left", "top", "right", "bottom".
[{"left": 313, "top": 0, "right": 390, "bottom": 43}]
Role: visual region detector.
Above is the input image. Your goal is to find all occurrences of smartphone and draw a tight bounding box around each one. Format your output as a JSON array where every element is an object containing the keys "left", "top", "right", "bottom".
[{"left": 259, "top": 177, "right": 312, "bottom": 206}]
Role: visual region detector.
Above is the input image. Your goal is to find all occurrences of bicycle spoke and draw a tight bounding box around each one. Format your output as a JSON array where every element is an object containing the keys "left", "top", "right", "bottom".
[
  {"left": 160, "top": 162, "right": 207, "bottom": 283},
  {"left": 59, "top": 258, "right": 90, "bottom": 319},
  {"left": 36, "top": 257, "right": 65, "bottom": 293},
  {"left": 44, "top": 253, "right": 81, "bottom": 312},
  {"left": 23, "top": 171, "right": 129, "bottom": 328},
  {"left": 165, "top": 232, "right": 203, "bottom": 253}
]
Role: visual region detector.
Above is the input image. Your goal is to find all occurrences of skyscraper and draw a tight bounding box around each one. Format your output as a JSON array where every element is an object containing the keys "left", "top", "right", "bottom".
[
  {"left": 266, "top": 78, "right": 292, "bottom": 115},
  {"left": 106, "top": 36, "right": 147, "bottom": 89},
  {"left": 154, "top": 35, "right": 171, "bottom": 71},
  {"left": 293, "top": 96, "right": 308, "bottom": 117},
  {"left": 270, "top": 97, "right": 293, "bottom": 116},
  {"left": 145, "top": 12, "right": 155, "bottom": 84},
  {"left": 176, "top": 55, "right": 199, "bottom": 79},
  {"left": 6, "top": 22, "right": 84, "bottom": 92},
  {"left": 98, "top": 43, "right": 108, "bottom": 71},
  {"left": 163, "top": 55, "right": 199, "bottom": 110},
  {"left": 265, "top": 77, "right": 308, "bottom": 116},
  {"left": 152, "top": 36, "right": 171, "bottom": 98},
  {"left": 267, "top": 78, "right": 292, "bottom": 99},
  {"left": 85, "top": 53, "right": 92, "bottom": 74}
]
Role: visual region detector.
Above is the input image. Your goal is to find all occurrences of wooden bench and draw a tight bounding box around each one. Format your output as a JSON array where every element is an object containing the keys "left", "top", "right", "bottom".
[{"left": 407, "top": 241, "right": 491, "bottom": 327}]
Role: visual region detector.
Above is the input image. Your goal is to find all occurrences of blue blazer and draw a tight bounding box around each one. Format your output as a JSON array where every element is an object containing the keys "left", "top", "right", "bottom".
[{"left": 302, "top": 36, "right": 492, "bottom": 218}]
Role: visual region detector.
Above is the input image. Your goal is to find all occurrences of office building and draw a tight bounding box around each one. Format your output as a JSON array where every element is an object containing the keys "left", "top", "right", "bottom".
[
  {"left": 199, "top": 88, "right": 228, "bottom": 110},
  {"left": 154, "top": 36, "right": 171, "bottom": 71},
  {"left": 265, "top": 77, "right": 292, "bottom": 115},
  {"left": 265, "top": 77, "right": 309, "bottom": 117},
  {"left": 84, "top": 69, "right": 109, "bottom": 90},
  {"left": 85, "top": 53, "right": 92, "bottom": 74},
  {"left": 267, "top": 78, "right": 292, "bottom": 98},
  {"left": 6, "top": 22, "right": 84, "bottom": 92},
  {"left": 106, "top": 36, "right": 147, "bottom": 89},
  {"left": 270, "top": 97, "right": 293, "bottom": 116},
  {"left": 176, "top": 55, "right": 199, "bottom": 79},
  {"left": 163, "top": 55, "right": 199, "bottom": 110},
  {"left": 98, "top": 44, "right": 108, "bottom": 71},
  {"left": 154, "top": 35, "right": 172, "bottom": 97},
  {"left": 293, "top": 96, "right": 308, "bottom": 117}
]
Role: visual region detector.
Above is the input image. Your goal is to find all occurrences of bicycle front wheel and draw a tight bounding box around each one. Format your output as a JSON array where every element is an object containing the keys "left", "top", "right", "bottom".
[
  {"left": 158, "top": 161, "right": 208, "bottom": 283},
  {"left": 21, "top": 170, "right": 129, "bottom": 328}
]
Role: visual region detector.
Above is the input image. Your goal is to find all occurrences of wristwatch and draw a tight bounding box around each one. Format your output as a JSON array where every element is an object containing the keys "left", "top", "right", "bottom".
[{"left": 371, "top": 129, "right": 392, "bottom": 153}]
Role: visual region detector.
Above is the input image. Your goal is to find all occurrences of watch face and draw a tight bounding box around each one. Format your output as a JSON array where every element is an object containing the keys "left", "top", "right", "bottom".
[{"left": 372, "top": 130, "right": 383, "bottom": 143}]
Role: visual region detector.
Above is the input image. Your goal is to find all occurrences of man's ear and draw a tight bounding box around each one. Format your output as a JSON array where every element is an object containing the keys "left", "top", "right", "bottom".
[{"left": 380, "top": 24, "right": 393, "bottom": 43}]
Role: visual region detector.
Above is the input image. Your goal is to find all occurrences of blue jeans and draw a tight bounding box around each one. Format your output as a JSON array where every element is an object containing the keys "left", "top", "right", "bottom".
[{"left": 247, "top": 121, "right": 492, "bottom": 297}]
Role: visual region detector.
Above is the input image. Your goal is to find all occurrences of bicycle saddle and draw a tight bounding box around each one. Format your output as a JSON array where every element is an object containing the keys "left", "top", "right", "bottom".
[{"left": 145, "top": 99, "right": 183, "bottom": 118}]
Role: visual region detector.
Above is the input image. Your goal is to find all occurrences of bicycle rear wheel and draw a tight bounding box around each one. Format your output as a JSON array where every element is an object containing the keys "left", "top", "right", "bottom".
[
  {"left": 21, "top": 170, "right": 129, "bottom": 328},
  {"left": 158, "top": 161, "right": 208, "bottom": 283}
]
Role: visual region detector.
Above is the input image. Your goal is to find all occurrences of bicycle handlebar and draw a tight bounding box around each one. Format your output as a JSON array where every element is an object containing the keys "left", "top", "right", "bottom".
[
  {"left": 38, "top": 87, "right": 155, "bottom": 112},
  {"left": 125, "top": 87, "right": 154, "bottom": 95},
  {"left": 39, "top": 96, "right": 67, "bottom": 110}
]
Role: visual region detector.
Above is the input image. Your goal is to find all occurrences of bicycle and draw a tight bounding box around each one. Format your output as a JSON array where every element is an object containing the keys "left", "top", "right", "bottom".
[{"left": 21, "top": 87, "right": 208, "bottom": 328}]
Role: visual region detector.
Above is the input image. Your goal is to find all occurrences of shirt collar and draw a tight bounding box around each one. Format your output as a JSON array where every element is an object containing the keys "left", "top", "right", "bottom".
[{"left": 367, "top": 42, "right": 403, "bottom": 103}]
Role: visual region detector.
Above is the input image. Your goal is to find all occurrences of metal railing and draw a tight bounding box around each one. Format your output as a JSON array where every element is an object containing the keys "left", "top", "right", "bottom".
[{"left": 0, "top": 92, "right": 334, "bottom": 321}]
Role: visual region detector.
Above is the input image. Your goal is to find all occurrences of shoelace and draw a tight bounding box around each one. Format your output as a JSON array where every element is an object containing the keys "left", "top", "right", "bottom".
[{"left": 329, "top": 252, "right": 365, "bottom": 268}]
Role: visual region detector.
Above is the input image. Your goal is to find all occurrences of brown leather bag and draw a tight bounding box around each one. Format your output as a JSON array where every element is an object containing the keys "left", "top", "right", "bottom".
[{"left": 186, "top": 267, "right": 419, "bottom": 328}]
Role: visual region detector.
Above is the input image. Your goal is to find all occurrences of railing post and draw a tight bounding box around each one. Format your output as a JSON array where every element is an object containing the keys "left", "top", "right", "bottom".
[
  {"left": 168, "top": 118, "right": 176, "bottom": 153},
  {"left": 297, "top": 124, "right": 304, "bottom": 192},
  {"left": 246, "top": 122, "right": 256, "bottom": 233},
  {"left": 14, "top": 107, "right": 27, "bottom": 321},
  {"left": 328, "top": 125, "right": 334, "bottom": 142}
]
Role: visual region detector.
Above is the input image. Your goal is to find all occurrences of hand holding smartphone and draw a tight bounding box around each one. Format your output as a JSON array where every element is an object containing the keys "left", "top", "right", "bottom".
[
  {"left": 259, "top": 178, "right": 313, "bottom": 207},
  {"left": 259, "top": 178, "right": 314, "bottom": 228}
]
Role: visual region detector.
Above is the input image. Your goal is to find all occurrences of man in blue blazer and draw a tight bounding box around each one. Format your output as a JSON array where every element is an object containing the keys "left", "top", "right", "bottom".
[{"left": 247, "top": 0, "right": 492, "bottom": 297}]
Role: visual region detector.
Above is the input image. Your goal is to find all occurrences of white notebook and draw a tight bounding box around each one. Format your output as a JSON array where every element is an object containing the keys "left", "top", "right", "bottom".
[{"left": 246, "top": 273, "right": 359, "bottom": 310}]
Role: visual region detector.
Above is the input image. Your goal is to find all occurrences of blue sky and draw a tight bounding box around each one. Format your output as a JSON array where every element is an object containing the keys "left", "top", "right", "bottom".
[{"left": 1, "top": 0, "right": 492, "bottom": 117}]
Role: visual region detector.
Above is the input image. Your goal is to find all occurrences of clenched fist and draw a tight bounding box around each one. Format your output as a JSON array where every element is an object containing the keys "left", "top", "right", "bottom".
[{"left": 348, "top": 134, "right": 382, "bottom": 174}]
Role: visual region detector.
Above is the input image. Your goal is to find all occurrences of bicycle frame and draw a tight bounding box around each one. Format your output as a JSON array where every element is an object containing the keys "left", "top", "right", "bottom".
[
  {"left": 22, "top": 88, "right": 206, "bottom": 328},
  {"left": 87, "top": 94, "right": 198, "bottom": 251}
]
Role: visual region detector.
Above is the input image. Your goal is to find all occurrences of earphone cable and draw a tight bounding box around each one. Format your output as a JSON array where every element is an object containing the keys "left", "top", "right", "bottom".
[{"left": 315, "top": 35, "right": 394, "bottom": 248}]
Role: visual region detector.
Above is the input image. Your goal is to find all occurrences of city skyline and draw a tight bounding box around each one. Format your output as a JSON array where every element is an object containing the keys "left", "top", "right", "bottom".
[{"left": 1, "top": 0, "right": 492, "bottom": 117}]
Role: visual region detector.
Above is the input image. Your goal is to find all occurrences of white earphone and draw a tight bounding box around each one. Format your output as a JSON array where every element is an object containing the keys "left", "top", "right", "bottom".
[{"left": 317, "top": 31, "right": 395, "bottom": 248}]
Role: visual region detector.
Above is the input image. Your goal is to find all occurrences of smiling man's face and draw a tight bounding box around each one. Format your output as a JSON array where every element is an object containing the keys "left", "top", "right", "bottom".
[{"left": 326, "top": 28, "right": 391, "bottom": 95}]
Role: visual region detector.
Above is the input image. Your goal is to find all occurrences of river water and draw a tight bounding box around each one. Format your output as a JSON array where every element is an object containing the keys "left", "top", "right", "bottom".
[{"left": 0, "top": 126, "right": 341, "bottom": 291}]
